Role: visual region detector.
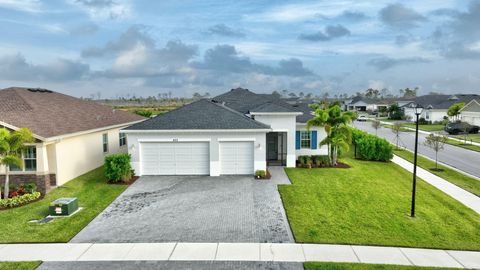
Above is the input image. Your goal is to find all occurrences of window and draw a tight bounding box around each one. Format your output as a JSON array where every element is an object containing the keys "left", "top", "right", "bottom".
[
  {"left": 119, "top": 132, "right": 127, "bottom": 147},
  {"left": 300, "top": 131, "right": 311, "bottom": 149},
  {"left": 10, "top": 146, "right": 37, "bottom": 172},
  {"left": 102, "top": 133, "right": 108, "bottom": 153}
]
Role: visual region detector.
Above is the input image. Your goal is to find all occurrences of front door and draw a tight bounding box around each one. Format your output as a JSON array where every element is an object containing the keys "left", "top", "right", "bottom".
[{"left": 267, "top": 133, "right": 278, "bottom": 160}]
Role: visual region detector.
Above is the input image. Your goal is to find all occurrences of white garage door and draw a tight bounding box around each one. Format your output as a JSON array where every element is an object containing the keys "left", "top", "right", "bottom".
[
  {"left": 220, "top": 141, "right": 254, "bottom": 175},
  {"left": 141, "top": 142, "right": 209, "bottom": 175}
]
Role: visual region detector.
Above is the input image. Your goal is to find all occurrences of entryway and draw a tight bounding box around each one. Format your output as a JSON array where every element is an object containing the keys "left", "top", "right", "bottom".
[{"left": 266, "top": 132, "right": 287, "bottom": 166}]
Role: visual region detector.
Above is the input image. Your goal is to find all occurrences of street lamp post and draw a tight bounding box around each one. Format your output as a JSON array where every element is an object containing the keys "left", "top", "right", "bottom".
[{"left": 410, "top": 103, "right": 424, "bottom": 217}]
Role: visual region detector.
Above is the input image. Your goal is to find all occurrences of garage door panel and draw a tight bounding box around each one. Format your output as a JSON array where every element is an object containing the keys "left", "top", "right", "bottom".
[
  {"left": 141, "top": 142, "right": 209, "bottom": 175},
  {"left": 220, "top": 141, "right": 254, "bottom": 175}
]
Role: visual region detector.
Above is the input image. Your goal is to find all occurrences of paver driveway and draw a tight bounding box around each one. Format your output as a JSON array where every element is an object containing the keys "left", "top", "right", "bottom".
[{"left": 71, "top": 167, "right": 293, "bottom": 243}]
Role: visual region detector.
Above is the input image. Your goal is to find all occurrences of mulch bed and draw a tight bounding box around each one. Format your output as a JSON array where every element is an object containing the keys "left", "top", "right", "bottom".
[
  {"left": 108, "top": 176, "right": 140, "bottom": 185},
  {"left": 297, "top": 162, "right": 351, "bottom": 169}
]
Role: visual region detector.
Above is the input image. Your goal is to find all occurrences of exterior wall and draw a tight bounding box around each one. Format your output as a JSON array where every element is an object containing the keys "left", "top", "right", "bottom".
[
  {"left": 54, "top": 127, "right": 128, "bottom": 185},
  {"left": 404, "top": 108, "right": 447, "bottom": 123},
  {"left": 126, "top": 131, "right": 267, "bottom": 176},
  {"left": 0, "top": 174, "right": 55, "bottom": 195},
  {"left": 461, "top": 112, "right": 480, "bottom": 126},
  {"left": 254, "top": 114, "right": 297, "bottom": 167},
  {"left": 295, "top": 124, "right": 329, "bottom": 156}
]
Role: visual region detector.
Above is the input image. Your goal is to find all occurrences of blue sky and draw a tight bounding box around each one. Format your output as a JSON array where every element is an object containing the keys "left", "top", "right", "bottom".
[{"left": 0, "top": 0, "right": 479, "bottom": 98}]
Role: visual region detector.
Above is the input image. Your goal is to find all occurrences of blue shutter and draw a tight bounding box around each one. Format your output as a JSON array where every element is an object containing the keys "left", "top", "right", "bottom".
[
  {"left": 295, "top": 131, "right": 300, "bottom": 150},
  {"left": 311, "top": 130, "right": 317, "bottom": 150}
]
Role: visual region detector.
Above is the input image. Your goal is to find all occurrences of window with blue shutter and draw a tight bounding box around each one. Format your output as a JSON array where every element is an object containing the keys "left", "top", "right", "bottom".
[
  {"left": 311, "top": 130, "right": 317, "bottom": 149},
  {"left": 295, "top": 131, "right": 300, "bottom": 149}
]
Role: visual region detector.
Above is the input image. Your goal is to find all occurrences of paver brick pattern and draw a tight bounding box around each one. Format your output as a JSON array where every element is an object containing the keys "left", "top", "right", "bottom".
[{"left": 71, "top": 169, "right": 293, "bottom": 243}]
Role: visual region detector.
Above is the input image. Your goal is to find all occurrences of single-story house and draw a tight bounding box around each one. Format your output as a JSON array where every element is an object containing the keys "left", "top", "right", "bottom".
[
  {"left": 123, "top": 88, "right": 328, "bottom": 176},
  {"left": 403, "top": 94, "right": 480, "bottom": 123},
  {"left": 345, "top": 96, "right": 391, "bottom": 113},
  {"left": 0, "top": 87, "right": 144, "bottom": 193},
  {"left": 460, "top": 100, "right": 480, "bottom": 126}
]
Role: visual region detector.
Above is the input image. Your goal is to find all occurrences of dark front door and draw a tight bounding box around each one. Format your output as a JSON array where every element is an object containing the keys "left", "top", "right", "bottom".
[{"left": 267, "top": 133, "right": 278, "bottom": 160}]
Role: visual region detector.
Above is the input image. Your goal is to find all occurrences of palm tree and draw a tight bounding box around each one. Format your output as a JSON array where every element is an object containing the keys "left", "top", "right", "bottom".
[
  {"left": 0, "top": 128, "right": 34, "bottom": 198},
  {"left": 307, "top": 104, "right": 355, "bottom": 166}
]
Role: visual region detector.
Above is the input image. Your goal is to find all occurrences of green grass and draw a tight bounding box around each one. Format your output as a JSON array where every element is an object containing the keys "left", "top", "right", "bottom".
[
  {"left": 444, "top": 138, "right": 480, "bottom": 152},
  {"left": 380, "top": 124, "right": 412, "bottom": 132},
  {"left": 0, "top": 262, "right": 41, "bottom": 270},
  {"left": 393, "top": 149, "right": 480, "bottom": 196},
  {"left": 0, "top": 167, "right": 127, "bottom": 243},
  {"left": 450, "top": 134, "right": 480, "bottom": 143},
  {"left": 304, "top": 262, "right": 471, "bottom": 270},
  {"left": 404, "top": 124, "right": 445, "bottom": 132},
  {"left": 279, "top": 152, "right": 480, "bottom": 250}
]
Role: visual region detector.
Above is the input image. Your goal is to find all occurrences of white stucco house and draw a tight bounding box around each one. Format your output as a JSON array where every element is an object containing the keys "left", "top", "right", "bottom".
[
  {"left": 403, "top": 94, "right": 480, "bottom": 123},
  {"left": 124, "top": 88, "right": 328, "bottom": 176},
  {"left": 460, "top": 100, "right": 480, "bottom": 126},
  {"left": 0, "top": 87, "right": 145, "bottom": 193}
]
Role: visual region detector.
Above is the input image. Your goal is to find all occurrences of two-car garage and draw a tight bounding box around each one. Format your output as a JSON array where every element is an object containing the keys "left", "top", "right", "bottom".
[{"left": 139, "top": 140, "right": 255, "bottom": 176}]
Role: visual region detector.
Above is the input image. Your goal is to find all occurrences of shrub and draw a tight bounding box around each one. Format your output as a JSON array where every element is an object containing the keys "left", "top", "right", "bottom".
[
  {"left": 0, "top": 192, "right": 41, "bottom": 209},
  {"left": 255, "top": 170, "right": 266, "bottom": 178},
  {"left": 105, "top": 154, "right": 133, "bottom": 183},
  {"left": 352, "top": 129, "right": 393, "bottom": 161},
  {"left": 134, "top": 110, "right": 153, "bottom": 118},
  {"left": 312, "top": 155, "right": 331, "bottom": 167},
  {"left": 418, "top": 117, "right": 431, "bottom": 125},
  {"left": 298, "top": 156, "right": 307, "bottom": 165},
  {"left": 305, "top": 156, "right": 312, "bottom": 167}
]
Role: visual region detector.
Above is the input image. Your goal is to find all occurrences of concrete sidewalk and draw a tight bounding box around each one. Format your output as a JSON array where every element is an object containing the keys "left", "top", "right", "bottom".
[
  {"left": 0, "top": 243, "right": 479, "bottom": 269},
  {"left": 392, "top": 155, "right": 480, "bottom": 214}
]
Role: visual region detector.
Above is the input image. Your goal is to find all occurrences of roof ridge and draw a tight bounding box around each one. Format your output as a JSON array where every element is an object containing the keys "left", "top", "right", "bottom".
[{"left": 210, "top": 100, "right": 271, "bottom": 128}]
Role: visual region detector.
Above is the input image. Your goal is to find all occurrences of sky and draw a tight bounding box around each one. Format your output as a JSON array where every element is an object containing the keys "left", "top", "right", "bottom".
[{"left": 0, "top": 0, "right": 480, "bottom": 98}]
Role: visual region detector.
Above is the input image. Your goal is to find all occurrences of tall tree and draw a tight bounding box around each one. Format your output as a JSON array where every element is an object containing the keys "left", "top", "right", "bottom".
[
  {"left": 447, "top": 102, "right": 465, "bottom": 121},
  {"left": 401, "top": 87, "right": 418, "bottom": 98},
  {"left": 423, "top": 134, "right": 448, "bottom": 171},
  {"left": 307, "top": 104, "right": 355, "bottom": 166},
  {"left": 0, "top": 128, "right": 34, "bottom": 198}
]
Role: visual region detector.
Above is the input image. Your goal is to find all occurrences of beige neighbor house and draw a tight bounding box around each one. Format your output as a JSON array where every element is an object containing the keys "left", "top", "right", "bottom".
[
  {"left": 0, "top": 87, "right": 144, "bottom": 194},
  {"left": 460, "top": 100, "right": 480, "bottom": 126}
]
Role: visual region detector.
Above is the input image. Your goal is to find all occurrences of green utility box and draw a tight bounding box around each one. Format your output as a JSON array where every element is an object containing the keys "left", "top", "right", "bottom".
[{"left": 49, "top": 198, "right": 78, "bottom": 216}]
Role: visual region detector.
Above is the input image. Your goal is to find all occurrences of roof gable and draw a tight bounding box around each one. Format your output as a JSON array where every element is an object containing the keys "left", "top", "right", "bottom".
[
  {"left": 124, "top": 99, "right": 270, "bottom": 130},
  {"left": 0, "top": 87, "right": 145, "bottom": 139},
  {"left": 461, "top": 100, "right": 480, "bottom": 113}
]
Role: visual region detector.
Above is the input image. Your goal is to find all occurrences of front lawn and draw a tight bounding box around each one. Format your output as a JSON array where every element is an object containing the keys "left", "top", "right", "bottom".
[
  {"left": 0, "top": 262, "right": 41, "bottom": 270},
  {"left": 0, "top": 167, "right": 127, "bottom": 243},
  {"left": 279, "top": 154, "right": 480, "bottom": 250},
  {"left": 393, "top": 149, "right": 480, "bottom": 196},
  {"left": 445, "top": 138, "right": 480, "bottom": 152},
  {"left": 305, "top": 262, "right": 470, "bottom": 270},
  {"left": 450, "top": 133, "right": 480, "bottom": 143},
  {"left": 404, "top": 124, "right": 444, "bottom": 132}
]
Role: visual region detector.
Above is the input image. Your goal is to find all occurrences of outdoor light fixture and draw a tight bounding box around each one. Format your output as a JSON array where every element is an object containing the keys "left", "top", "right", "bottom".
[{"left": 410, "top": 103, "right": 423, "bottom": 218}]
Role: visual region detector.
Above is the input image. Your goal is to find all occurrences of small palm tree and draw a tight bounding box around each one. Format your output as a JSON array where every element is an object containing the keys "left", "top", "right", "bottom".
[
  {"left": 0, "top": 128, "right": 34, "bottom": 198},
  {"left": 307, "top": 104, "right": 355, "bottom": 166}
]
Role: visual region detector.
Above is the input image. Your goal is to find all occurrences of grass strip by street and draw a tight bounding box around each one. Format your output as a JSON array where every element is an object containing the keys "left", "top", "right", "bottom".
[
  {"left": 403, "top": 124, "right": 445, "bottom": 132},
  {"left": 304, "top": 262, "right": 472, "bottom": 270},
  {"left": 450, "top": 134, "right": 480, "bottom": 143},
  {"left": 445, "top": 138, "right": 480, "bottom": 152},
  {"left": 380, "top": 124, "right": 412, "bottom": 132},
  {"left": 393, "top": 149, "right": 480, "bottom": 196},
  {"left": 279, "top": 152, "right": 480, "bottom": 250},
  {"left": 0, "top": 261, "right": 41, "bottom": 270},
  {"left": 0, "top": 167, "right": 127, "bottom": 243}
]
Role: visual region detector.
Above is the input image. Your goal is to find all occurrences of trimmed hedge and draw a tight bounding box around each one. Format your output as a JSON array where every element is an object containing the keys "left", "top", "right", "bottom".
[
  {"left": 105, "top": 153, "right": 133, "bottom": 183},
  {"left": 352, "top": 129, "right": 393, "bottom": 161}
]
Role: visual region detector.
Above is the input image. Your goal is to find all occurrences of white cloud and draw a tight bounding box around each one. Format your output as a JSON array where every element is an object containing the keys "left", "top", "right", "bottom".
[
  {"left": 0, "top": 0, "right": 41, "bottom": 13},
  {"left": 368, "top": 80, "right": 385, "bottom": 90},
  {"left": 72, "top": 0, "right": 131, "bottom": 20}
]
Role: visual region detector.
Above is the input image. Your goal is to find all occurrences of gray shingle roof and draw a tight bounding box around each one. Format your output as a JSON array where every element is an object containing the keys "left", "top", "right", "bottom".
[
  {"left": 213, "top": 88, "right": 301, "bottom": 114},
  {"left": 292, "top": 102, "right": 316, "bottom": 123},
  {"left": 250, "top": 102, "right": 299, "bottom": 113},
  {"left": 406, "top": 94, "right": 480, "bottom": 109},
  {"left": 124, "top": 99, "right": 270, "bottom": 130},
  {"left": 0, "top": 87, "right": 145, "bottom": 138}
]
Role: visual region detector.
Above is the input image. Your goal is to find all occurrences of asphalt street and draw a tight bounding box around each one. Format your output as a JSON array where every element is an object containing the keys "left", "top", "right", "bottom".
[{"left": 353, "top": 121, "right": 480, "bottom": 179}]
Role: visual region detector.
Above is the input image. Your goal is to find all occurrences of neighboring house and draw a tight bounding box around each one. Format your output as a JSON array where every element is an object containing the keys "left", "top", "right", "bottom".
[
  {"left": 403, "top": 94, "right": 480, "bottom": 123},
  {"left": 0, "top": 87, "right": 144, "bottom": 193},
  {"left": 345, "top": 96, "right": 390, "bottom": 113},
  {"left": 123, "top": 88, "right": 328, "bottom": 176},
  {"left": 460, "top": 100, "right": 480, "bottom": 126}
]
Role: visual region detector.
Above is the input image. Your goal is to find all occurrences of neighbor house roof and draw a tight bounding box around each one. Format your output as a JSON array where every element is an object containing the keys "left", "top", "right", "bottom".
[
  {"left": 212, "top": 88, "right": 301, "bottom": 114},
  {"left": 124, "top": 99, "right": 271, "bottom": 131},
  {"left": 0, "top": 87, "right": 145, "bottom": 139},
  {"left": 403, "top": 94, "right": 480, "bottom": 110},
  {"left": 460, "top": 99, "right": 480, "bottom": 113}
]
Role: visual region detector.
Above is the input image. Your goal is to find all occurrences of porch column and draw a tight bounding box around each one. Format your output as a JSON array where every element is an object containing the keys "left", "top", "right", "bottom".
[
  {"left": 36, "top": 144, "right": 49, "bottom": 175},
  {"left": 286, "top": 131, "right": 296, "bottom": 167}
]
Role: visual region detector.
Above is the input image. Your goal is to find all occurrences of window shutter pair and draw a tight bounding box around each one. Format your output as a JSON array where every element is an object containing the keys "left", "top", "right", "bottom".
[{"left": 295, "top": 130, "right": 317, "bottom": 150}]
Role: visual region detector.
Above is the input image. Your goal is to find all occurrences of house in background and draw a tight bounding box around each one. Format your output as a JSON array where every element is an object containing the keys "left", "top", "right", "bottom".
[
  {"left": 345, "top": 96, "right": 392, "bottom": 113},
  {"left": 403, "top": 94, "right": 480, "bottom": 123},
  {"left": 460, "top": 100, "right": 480, "bottom": 126},
  {"left": 0, "top": 87, "right": 144, "bottom": 193},
  {"left": 124, "top": 88, "right": 328, "bottom": 177}
]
